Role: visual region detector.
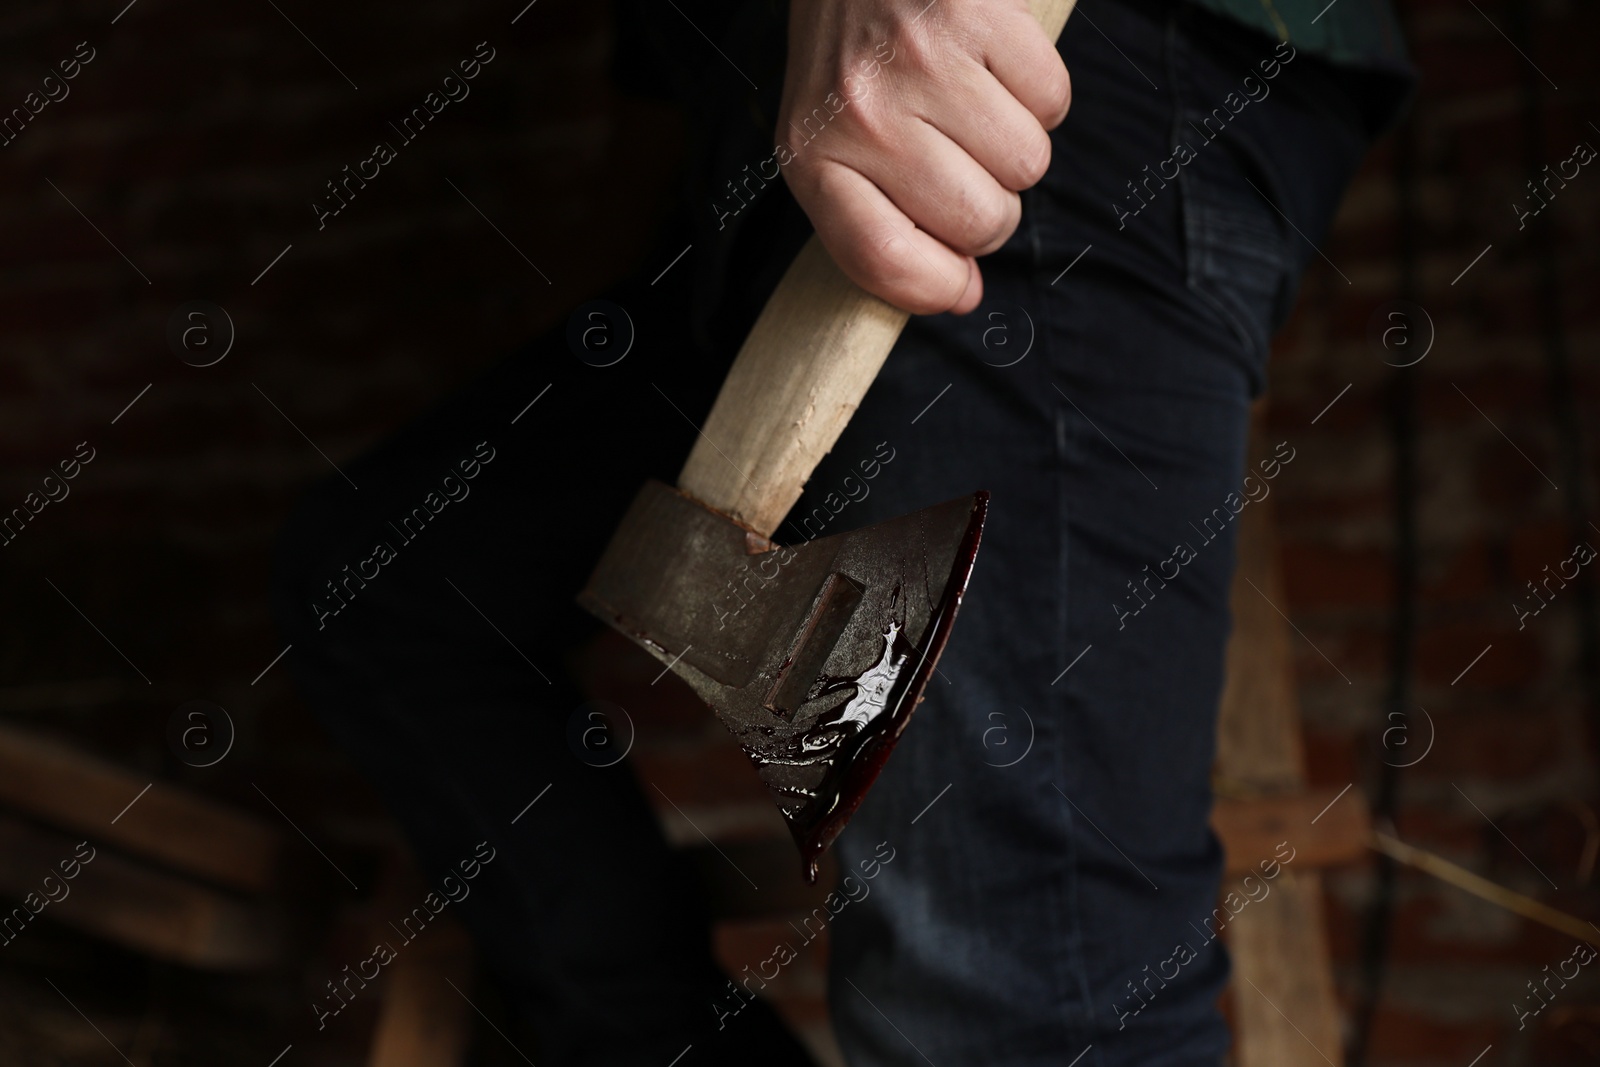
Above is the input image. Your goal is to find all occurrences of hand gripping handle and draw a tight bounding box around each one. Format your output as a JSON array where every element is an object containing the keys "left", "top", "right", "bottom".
[{"left": 677, "top": 0, "right": 1079, "bottom": 537}]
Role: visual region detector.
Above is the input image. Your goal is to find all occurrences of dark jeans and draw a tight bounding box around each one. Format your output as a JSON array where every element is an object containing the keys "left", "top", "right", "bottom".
[{"left": 273, "top": 1, "right": 1382, "bottom": 1063}]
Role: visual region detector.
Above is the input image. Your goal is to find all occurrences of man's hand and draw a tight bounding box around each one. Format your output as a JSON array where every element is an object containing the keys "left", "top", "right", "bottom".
[{"left": 777, "top": 0, "right": 1070, "bottom": 315}]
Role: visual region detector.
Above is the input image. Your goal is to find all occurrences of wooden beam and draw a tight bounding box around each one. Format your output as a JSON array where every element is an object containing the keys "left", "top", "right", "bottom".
[
  {"left": 1228, "top": 872, "right": 1345, "bottom": 1067},
  {"left": 1214, "top": 440, "right": 1349, "bottom": 1067},
  {"left": 1214, "top": 790, "right": 1370, "bottom": 875},
  {"left": 0, "top": 723, "right": 295, "bottom": 895},
  {"left": 0, "top": 814, "right": 291, "bottom": 970},
  {"left": 367, "top": 916, "right": 477, "bottom": 1067}
]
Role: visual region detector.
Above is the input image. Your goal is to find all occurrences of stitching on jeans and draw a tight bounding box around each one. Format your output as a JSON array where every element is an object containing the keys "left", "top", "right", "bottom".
[
  {"left": 1032, "top": 154, "right": 1094, "bottom": 1055},
  {"left": 1189, "top": 178, "right": 1282, "bottom": 358},
  {"left": 1170, "top": 15, "right": 1290, "bottom": 382}
]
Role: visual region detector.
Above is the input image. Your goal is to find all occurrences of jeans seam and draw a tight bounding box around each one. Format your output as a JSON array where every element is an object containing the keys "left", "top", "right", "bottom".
[
  {"left": 1169, "top": 8, "right": 1292, "bottom": 380},
  {"left": 1030, "top": 186, "right": 1098, "bottom": 1059}
]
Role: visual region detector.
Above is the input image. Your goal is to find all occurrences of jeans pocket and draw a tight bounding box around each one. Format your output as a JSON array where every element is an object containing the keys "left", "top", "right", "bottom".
[
  {"left": 1170, "top": 36, "right": 1294, "bottom": 393},
  {"left": 1178, "top": 141, "right": 1289, "bottom": 391}
]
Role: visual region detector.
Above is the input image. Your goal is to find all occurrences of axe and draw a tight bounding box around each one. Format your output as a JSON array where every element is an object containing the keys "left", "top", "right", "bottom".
[{"left": 581, "top": 0, "right": 1078, "bottom": 882}]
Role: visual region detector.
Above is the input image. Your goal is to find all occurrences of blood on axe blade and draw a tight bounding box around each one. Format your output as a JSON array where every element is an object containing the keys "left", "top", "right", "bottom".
[{"left": 581, "top": 0, "right": 1079, "bottom": 883}]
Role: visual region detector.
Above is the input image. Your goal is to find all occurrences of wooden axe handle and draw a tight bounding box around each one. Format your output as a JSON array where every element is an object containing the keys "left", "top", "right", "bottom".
[{"left": 678, "top": 0, "right": 1079, "bottom": 537}]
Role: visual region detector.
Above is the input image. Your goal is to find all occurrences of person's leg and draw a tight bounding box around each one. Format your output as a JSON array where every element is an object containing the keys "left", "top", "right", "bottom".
[
  {"left": 817, "top": 1, "right": 1376, "bottom": 1063},
  {"left": 271, "top": 257, "right": 814, "bottom": 1066}
]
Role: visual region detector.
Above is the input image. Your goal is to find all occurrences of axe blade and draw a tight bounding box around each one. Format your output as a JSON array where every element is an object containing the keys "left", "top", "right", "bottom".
[{"left": 579, "top": 480, "right": 986, "bottom": 882}]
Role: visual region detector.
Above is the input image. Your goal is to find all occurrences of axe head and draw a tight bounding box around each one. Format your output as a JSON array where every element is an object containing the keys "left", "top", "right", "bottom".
[{"left": 579, "top": 480, "right": 986, "bottom": 882}]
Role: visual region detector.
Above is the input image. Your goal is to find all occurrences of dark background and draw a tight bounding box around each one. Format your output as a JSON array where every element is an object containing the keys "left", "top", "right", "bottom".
[{"left": 1, "top": 0, "right": 1597, "bottom": 1063}]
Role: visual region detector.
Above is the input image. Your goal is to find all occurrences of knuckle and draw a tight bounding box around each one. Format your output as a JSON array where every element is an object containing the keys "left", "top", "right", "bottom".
[
  {"left": 1014, "top": 128, "right": 1052, "bottom": 188},
  {"left": 861, "top": 235, "right": 952, "bottom": 314},
  {"left": 781, "top": 148, "right": 818, "bottom": 181},
  {"left": 1048, "top": 65, "right": 1073, "bottom": 124},
  {"left": 781, "top": 154, "right": 826, "bottom": 203},
  {"left": 934, "top": 269, "right": 970, "bottom": 312},
  {"left": 963, "top": 192, "right": 1018, "bottom": 254},
  {"left": 845, "top": 100, "right": 898, "bottom": 156},
  {"left": 865, "top": 229, "right": 917, "bottom": 288},
  {"left": 891, "top": 26, "right": 940, "bottom": 74}
]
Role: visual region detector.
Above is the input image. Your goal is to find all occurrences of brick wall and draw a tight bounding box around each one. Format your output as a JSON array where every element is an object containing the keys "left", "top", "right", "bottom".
[
  {"left": 0, "top": 0, "right": 683, "bottom": 790},
  {"left": 1269, "top": 0, "right": 1600, "bottom": 1063}
]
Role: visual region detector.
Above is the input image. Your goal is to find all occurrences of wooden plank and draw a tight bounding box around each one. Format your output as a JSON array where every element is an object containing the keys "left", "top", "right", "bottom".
[
  {"left": 0, "top": 814, "right": 291, "bottom": 970},
  {"left": 367, "top": 914, "right": 476, "bottom": 1066},
  {"left": 1215, "top": 486, "right": 1306, "bottom": 790},
  {"left": 1228, "top": 874, "right": 1345, "bottom": 1066},
  {"left": 1214, "top": 790, "right": 1369, "bottom": 875},
  {"left": 1214, "top": 436, "right": 1349, "bottom": 1067},
  {"left": 0, "top": 723, "right": 294, "bottom": 895}
]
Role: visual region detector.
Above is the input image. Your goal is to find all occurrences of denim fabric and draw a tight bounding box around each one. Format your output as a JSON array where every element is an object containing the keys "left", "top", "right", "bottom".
[
  {"left": 272, "top": 1, "right": 1380, "bottom": 1063},
  {"left": 811, "top": 2, "right": 1374, "bottom": 1064}
]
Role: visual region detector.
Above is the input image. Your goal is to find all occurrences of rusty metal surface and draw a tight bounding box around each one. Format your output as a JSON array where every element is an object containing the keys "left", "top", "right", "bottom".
[{"left": 579, "top": 480, "right": 986, "bottom": 881}]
